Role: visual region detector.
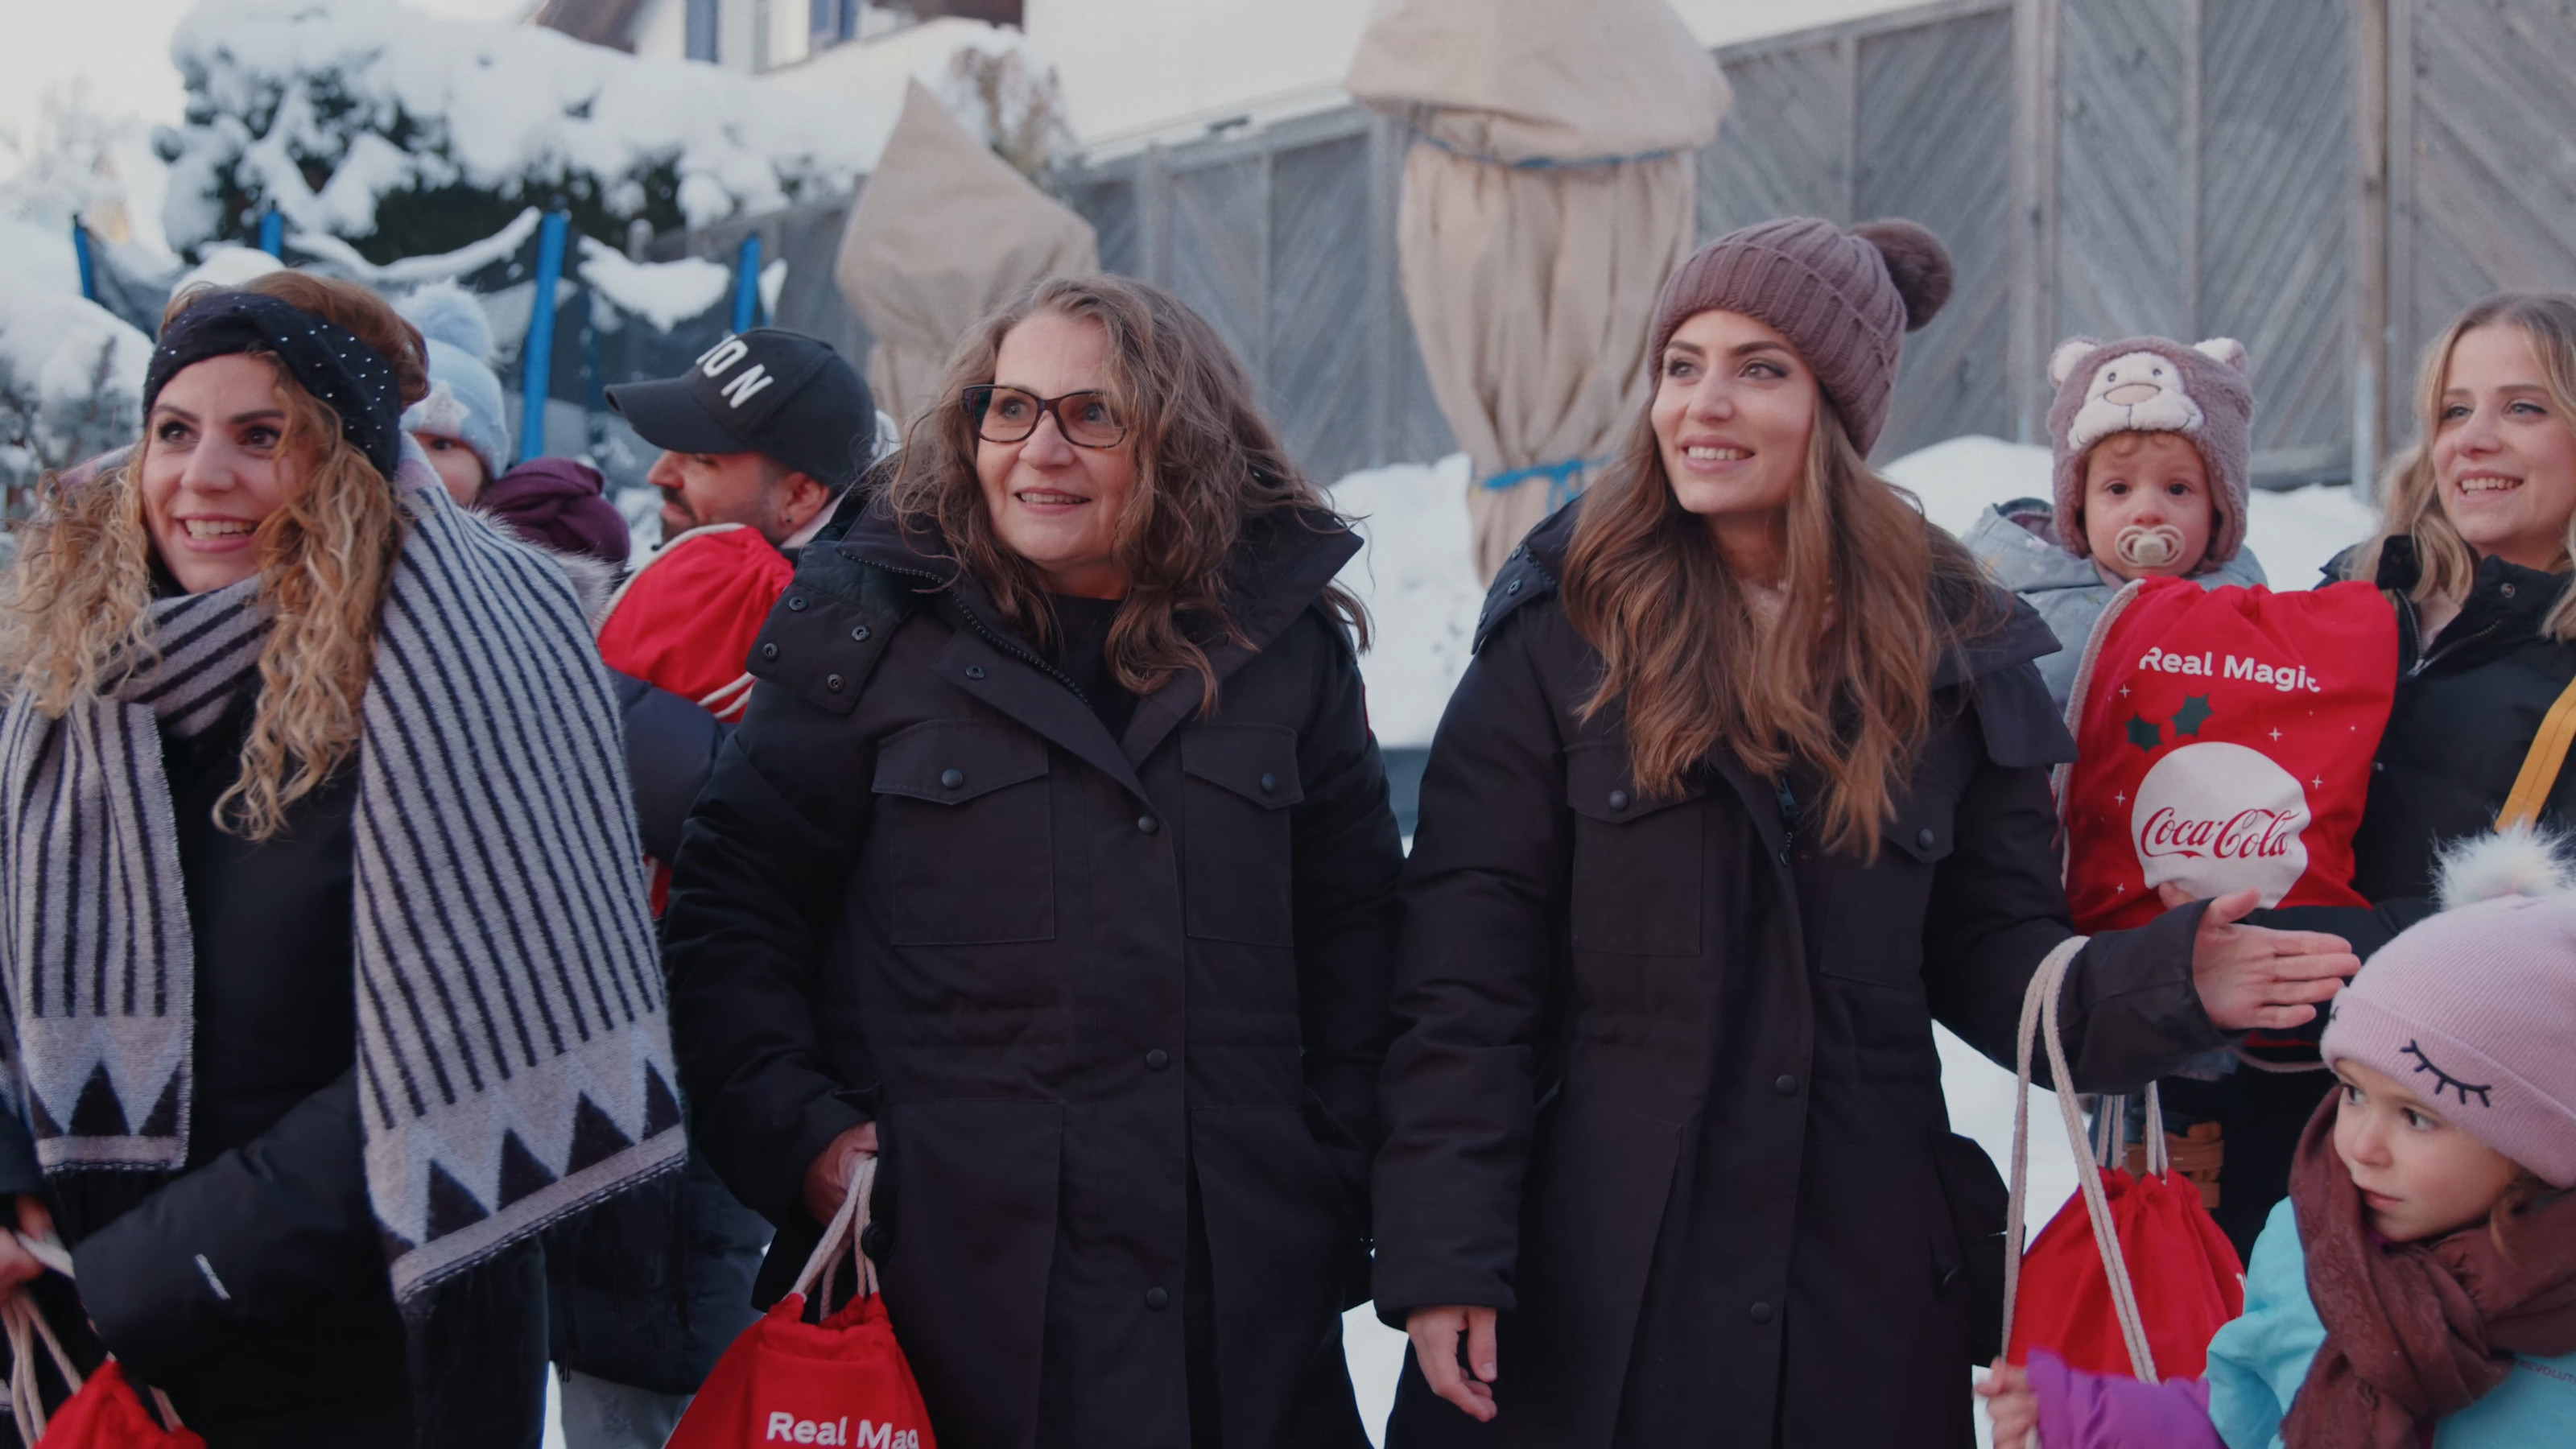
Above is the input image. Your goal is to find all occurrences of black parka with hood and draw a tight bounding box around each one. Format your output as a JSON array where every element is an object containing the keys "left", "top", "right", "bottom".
[
  {"left": 1371, "top": 502, "right": 2228, "bottom": 1448},
  {"left": 663, "top": 500, "right": 1404, "bottom": 1449}
]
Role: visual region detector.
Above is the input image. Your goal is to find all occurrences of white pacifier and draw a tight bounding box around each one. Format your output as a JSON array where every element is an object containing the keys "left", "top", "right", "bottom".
[{"left": 2112, "top": 523, "right": 2187, "bottom": 571}]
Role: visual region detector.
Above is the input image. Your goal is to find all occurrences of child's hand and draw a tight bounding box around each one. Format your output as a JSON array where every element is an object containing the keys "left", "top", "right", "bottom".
[{"left": 1977, "top": 1357, "right": 2038, "bottom": 1449}]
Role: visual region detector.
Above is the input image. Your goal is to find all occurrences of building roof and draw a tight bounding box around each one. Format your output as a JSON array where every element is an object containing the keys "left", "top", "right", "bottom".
[{"left": 532, "top": 0, "right": 649, "bottom": 51}]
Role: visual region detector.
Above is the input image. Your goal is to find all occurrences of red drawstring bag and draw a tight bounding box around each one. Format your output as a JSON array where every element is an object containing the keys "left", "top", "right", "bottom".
[
  {"left": 31, "top": 1361, "right": 204, "bottom": 1449},
  {"left": 667, "top": 1158, "right": 936, "bottom": 1449},
  {"left": 2058, "top": 577, "right": 2396, "bottom": 935},
  {"left": 2000, "top": 941, "right": 2246, "bottom": 1381},
  {"left": 596, "top": 524, "right": 794, "bottom": 724},
  {"left": 2, "top": 1232, "right": 203, "bottom": 1448}
]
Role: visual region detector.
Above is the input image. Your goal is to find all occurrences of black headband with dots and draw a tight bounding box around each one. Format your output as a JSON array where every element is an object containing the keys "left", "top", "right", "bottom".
[{"left": 144, "top": 291, "right": 405, "bottom": 481}]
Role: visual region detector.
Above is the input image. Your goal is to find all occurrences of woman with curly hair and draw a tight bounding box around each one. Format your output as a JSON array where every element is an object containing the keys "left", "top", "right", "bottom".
[
  {"left": 0, "top": 273, "right": 684, "bottom": 1447},
  {"left": 665, "top": 274, "right": 1404, "bottom": 1447}
]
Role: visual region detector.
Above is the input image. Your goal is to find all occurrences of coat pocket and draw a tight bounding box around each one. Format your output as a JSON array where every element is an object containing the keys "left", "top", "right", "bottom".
[
  {"left": 1179, "top": 724, "right": 1303, "bottom": 946},
  {"left": 870, "top": 719, "right": 1054, "bottom": 944},
  {"left": 1564, "top": 741, "right": 1703, "bottom": 956}
]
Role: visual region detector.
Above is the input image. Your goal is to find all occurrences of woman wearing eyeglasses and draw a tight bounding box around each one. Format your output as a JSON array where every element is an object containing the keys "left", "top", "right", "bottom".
[{"left": 663, "top": 275, "right": 1404, "bottom": 1448}]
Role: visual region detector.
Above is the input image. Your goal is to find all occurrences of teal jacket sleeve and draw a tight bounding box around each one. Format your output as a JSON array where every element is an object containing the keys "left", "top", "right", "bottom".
[{"left": 2203, "top": 1198, "right": 2325, "bottom": 1449}]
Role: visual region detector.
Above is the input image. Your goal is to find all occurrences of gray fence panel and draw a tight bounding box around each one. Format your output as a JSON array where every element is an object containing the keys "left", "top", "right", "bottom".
[
  {"left": 1697, "top": 39, "right": 1852, "bottom": 239},
  {"left": 2054, "top": 0, "right": 2193, "bottom": 345},
  {"left": 1269, "top": 132, "right": 1377, "bottom": 483},
  {"left": 2396, "top": 0, "right": 2576, "bottom": 426},
  {"left": 1165, "top": 155, "right": 1270, "bottom": 385},
  {"left": 1855, "top": 8, "right": 2016, "bottom": 457},
  {"left": 2199, "top": 0, "right": 2351, "bottom": 475}
]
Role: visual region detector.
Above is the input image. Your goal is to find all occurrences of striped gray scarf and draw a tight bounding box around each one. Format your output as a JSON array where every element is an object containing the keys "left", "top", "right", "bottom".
[{"left": 0, "top": 484, "right": 684, "bottom": 1304}]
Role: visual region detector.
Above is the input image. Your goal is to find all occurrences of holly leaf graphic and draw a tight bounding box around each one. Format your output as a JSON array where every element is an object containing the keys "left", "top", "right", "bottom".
[
  {"left": 2126, "top": 712, "right": 2162, "bottom": 753},
  {"left": 2172, "top": 694, "right": 2214, "bottom": 737}
]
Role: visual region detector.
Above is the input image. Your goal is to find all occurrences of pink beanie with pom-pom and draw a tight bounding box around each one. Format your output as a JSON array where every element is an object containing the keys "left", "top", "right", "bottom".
[
  {"left": 2321, "top": 826, "right": 2576, "bottom": 1188},
  {"left": 1645, "top": 216, "right": 1952, "bottom": 456}
]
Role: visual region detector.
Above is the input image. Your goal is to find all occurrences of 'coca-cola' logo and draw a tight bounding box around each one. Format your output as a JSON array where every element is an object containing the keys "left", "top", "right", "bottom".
[{"left": 2129, "top": 742, "right": 2311, "bottom": 906}]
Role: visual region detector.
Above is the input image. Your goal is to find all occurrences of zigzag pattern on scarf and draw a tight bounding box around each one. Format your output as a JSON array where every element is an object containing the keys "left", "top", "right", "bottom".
[{"left": 0, "top": 484, "right": 685, "bottom": 1305}]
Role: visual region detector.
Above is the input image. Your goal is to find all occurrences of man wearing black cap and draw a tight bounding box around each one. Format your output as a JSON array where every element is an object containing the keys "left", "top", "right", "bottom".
[
  {"left": 555, "top": 328, "right": 875, "bottom": 1449},
  {"left": 608, "top": 327, "right": 877, "bottom": 551}
]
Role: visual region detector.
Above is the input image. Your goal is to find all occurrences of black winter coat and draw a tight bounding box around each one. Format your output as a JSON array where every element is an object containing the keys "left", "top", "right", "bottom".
[
  {"left": 1370, "top": 505, "right": 2227, "bottom": 1449},
  {"left": 663, "top": 502, "right": 1405, "bottom": 1449}
]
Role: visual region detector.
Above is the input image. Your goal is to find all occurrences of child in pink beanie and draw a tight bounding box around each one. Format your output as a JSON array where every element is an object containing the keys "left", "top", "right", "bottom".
[{"left": 1979, "top": 828, "right": 2576, "bottom": 1448}]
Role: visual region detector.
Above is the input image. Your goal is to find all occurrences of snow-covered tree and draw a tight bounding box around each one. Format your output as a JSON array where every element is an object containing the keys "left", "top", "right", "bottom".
[{"left": 155, "top": 0, "right": 910, "bottom": 262}]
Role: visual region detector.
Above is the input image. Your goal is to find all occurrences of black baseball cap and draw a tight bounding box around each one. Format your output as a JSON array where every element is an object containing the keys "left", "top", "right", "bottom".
[{"left": 606, "top": 328, "right": 877, "bottom": 490}]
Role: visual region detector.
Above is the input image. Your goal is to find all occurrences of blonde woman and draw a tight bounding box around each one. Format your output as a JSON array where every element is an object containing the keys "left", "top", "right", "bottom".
[
  {"left": 1368, "top": 218, "right": 2363, "bottom": 1448},
  {"left": 2343, "top": 292, "right": 2576, "bottom": 910},
  {"left": 2163, "top": 291, "right": 2576, "bottom": 1264},
  {"left": 0, "top": 274, "right": 683, "bottom": 1447}
]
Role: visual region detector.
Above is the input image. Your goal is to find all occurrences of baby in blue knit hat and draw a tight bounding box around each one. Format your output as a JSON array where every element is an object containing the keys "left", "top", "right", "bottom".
[{"left": 397, "top": 283, "right": 513, "bottom": 506}]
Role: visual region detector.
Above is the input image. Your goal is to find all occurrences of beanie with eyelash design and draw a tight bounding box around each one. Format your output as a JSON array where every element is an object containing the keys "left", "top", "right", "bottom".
[{"left": 2318, "top": 824, "right": 2576, "bottom": 1187}]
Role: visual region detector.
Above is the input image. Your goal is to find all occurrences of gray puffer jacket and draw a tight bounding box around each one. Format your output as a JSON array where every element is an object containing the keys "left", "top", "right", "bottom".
[{"left": 1960, "top": 502, "right": 2269, "bottom": 712}]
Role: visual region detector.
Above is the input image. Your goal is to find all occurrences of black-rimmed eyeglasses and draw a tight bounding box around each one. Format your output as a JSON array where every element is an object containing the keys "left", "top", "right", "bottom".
[{"left": 962, "top": 386, "right": 1128, "bottom": 448}]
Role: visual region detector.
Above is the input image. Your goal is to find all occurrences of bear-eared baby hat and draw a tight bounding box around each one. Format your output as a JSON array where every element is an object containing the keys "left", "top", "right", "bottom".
[
  {"left": 2320, "top": 825, "right": 2576, "bottom": 1188},
  {"left": 1646, "top": 216, "right": 1953, "bottom": 456},
  {"left": 2046, "top": 335, "right": 2253, "bottom": 568}
]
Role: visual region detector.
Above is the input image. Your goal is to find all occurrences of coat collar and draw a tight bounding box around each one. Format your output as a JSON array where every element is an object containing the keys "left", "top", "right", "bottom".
[
  {"left": 1473, "top": 495, "right": 2062, "bottom": 690},
  {"left": 835, "top": 497, "right": 1362, "bottom": 780},
  {"left": 2363, "top": 534, "right": 2574, "bottom": 668}
]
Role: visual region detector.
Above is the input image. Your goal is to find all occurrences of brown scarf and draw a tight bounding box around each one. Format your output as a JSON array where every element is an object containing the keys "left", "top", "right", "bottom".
[{"left": 2282, "top": 1093, "right": 2576, "bottom": 1448}]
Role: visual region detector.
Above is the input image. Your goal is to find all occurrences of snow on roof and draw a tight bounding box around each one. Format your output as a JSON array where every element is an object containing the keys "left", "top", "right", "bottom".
[{"left": 161, "top": 0, "right": 1026, "bottom": 253}]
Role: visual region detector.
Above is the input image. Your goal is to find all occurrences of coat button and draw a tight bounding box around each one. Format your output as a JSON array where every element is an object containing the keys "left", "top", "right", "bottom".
[
  {"left": 786, "top": 595, "right": 807, "bottom": 611},
  {"left": 1137, "top": 815, "right": 1160, "bottom": 834},
  {"left": 939, "top": 768, "right": 965, "bottom": 790},
  {"left": 1507, "top": 579, "right": 1522, "bottom": 594},
  {"left": 1146, "top": 1048, "right": 1170, "bottom": 1071},
  {"left": 1749, "top": 1301, "right": 1774, "bottom": 1324},
  {"left": 1145, "top": 1286, "right": 1170, "bottom": 1311},
  {"left": 2504, "top": 582, "right": 2518, "bottom": 597},
  {"left": 1916, "top": 827, "right": 1935, "bottom": 851},
  {"left": 1259, "top": 772, "right": 1278, "bottom": 795},
  {"left": 1775, "top": 1074, "right": 1799, "bottom": 1096},
  {"left": 851, "top": 625, "right": 871, "bottom": 642},
  {"left": 964, "top": 665, "right": 985, "bottom": 679},
  {"left": 761, "top": 642, "right": 778, "bottom": 661},
  {"left": 1608, "top": 790, "right": 1629, "bottom": 811},
  {"left": 826, "top": 673, "right": 845, "bottom": 692}
]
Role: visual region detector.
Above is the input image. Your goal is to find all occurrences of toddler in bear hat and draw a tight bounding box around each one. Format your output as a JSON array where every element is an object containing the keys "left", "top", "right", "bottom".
[
  {"left": 1960, "top": 335, "right": 2271, "bottom": 711},
  {"left": 1984, "top": 826, "right": 2576, "bottom": 1449}
]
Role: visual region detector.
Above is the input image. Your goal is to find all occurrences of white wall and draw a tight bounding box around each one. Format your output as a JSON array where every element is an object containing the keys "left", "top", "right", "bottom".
[
  {"left": 1030, "top": 0, "right": 1924, "bottom": 147},
  {"left": 630, "top": 0, "right": 689, "bottom": 63}
]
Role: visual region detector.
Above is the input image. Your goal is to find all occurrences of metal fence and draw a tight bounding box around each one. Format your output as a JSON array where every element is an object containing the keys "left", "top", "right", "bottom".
[{"left": 1044, "top": 0, "right": 2576, "bottom": 495}]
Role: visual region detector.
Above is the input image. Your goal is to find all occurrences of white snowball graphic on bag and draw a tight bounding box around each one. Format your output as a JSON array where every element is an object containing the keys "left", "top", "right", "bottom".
[{"left": 2128, "top": 741, "right": 2311, "bottom": 906}]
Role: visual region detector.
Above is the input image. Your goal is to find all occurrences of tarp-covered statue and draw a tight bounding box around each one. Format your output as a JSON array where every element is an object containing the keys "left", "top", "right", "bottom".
[
  {"left": 836, "top": 80, "right": 1099, "bottom": 432},
  {"left": 1348, "top": 0, "right": 1730, "bottom": 581}
]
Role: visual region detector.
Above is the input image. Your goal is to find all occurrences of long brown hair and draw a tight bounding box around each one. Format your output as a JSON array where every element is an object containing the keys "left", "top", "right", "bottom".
[
  {"left": 1561, "top": 394, "right": 1992, "bottom": 860},
  {"left": 0, "top": 271, "right": 425, "bottom": 840},
  {"left": 886, "top": 274, "right": 1365, "bottom": 709},
  {"left": 2353, "top": 293, "right": 2576, "bottom": 641}
]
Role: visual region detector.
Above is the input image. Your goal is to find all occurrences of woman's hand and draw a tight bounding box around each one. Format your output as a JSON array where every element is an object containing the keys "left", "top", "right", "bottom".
[
  {"left": 0, "top": 1196, "right": 56, "bottom": 1304},
  {"left": 1405, "top": 1305, "right": 1499, "bottom": 1422},
  {"left": 801, "top": 1121, "right": 879, "bottom": 1224},
  {"left": 1975, "top": 1358, "right": 2036, "bottom": 1449},
  {"left": 2184, "top": 888, "right": 2357, "bottom": 1031}
]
